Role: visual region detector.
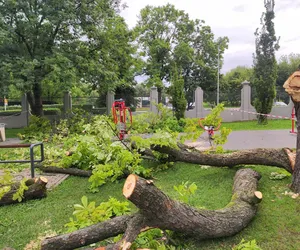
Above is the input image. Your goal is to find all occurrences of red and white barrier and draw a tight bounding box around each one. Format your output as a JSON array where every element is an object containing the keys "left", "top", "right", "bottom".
[
  {"left": 229, "top": 108, "right": 295, "bottom": 120},
  {"left": 229, "top": 108, "right": 297, "bottom": 134}
]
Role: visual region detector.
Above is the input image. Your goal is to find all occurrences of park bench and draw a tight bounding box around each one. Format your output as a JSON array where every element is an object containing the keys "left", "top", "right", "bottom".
[{"left": 0, "top": 142, "right": 44, "bottom": 178}]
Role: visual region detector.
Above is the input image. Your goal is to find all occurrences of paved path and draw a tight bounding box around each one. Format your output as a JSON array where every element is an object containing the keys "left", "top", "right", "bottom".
[
  {"left": 0, "top": 168, "right": 69, "bottom": 190},
  {"left": 224, "top": 129, "right": 296, "bottom": 150},
  {"left": 0, "top": 138, "right": 69, "bottom": 189},
  {"left": 0, "top": 138, "right": 22, "bottom": 145}
]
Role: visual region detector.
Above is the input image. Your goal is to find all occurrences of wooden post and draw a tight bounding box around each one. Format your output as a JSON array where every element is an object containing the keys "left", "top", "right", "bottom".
[{"left": 0, "top": 123, "right": 5, "bottom": 142}]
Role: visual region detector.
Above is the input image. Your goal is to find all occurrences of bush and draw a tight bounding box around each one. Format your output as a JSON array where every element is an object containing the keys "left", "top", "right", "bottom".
[
  {"left": 131, "top": 105, "right": 186, "bottom": 134},
  {"left": 19, "top": 116, "right": 52, "bottom": 141}
]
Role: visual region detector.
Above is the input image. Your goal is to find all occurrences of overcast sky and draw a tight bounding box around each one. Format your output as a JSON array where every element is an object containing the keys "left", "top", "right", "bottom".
[{"left": 120, "top": 0, "right": 300, "bottom": 74}]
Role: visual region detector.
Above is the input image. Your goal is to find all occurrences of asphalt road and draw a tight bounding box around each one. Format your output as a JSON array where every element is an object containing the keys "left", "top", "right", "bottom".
[{"left": 223, "top": 129, "right": 296, "bottom": 150}]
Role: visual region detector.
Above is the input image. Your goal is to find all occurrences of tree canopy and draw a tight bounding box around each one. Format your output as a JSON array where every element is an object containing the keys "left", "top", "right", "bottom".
[
  {"left": 134, "top": 4, "right": 228, "bottom": 105},
  {"left": 220, "top": 66, "right": 253, "bottom": 107},
  {"left": 0, "top": 0, "right": 136, "bottom": 115}
]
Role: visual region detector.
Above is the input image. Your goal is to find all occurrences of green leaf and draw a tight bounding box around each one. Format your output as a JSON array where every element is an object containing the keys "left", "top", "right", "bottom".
[{"left": 81, "top": 196, "right": 88, "bottom": 208}]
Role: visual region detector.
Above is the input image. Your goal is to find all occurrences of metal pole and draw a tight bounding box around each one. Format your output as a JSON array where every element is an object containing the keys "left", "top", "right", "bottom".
[{"left": 217, "top": 45, "right": 220, "bottom": 105}]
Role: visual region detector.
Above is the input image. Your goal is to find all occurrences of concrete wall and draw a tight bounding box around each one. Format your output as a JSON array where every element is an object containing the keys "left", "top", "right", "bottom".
[
  {"left": 151, "top": 81, "right": 293, "bottom": 122},
  {"left": 1, "top": 85, "right": 293, "bottom": 129},
  {"left": 0, "top": 95, "right": 29, "bottom": 128},
  {"left": 0, "top": 91, "right": 74, "bottom": 128}
]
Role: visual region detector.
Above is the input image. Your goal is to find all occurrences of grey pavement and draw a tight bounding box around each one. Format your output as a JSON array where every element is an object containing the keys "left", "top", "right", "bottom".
[
  {"left": 186, "top": 129, "right": 297, "bottom": 151},
  {"left": 0, "top": 138, "right": 22, "bottom": 145},
  {"left": 0, "top": 138, "right": 69, "bottom": 189},
  {"left": 223, "top": 129, "right": 297, "bottom": 150}
]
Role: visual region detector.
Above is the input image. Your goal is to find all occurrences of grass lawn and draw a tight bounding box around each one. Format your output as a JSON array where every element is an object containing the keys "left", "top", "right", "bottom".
[
  {"left": 222, "top": 119, "right": 292, "bottom": 131},
  {"left": 0, "top": 163, "right": 299, "bottom": 249},
  {"left": 4, "top": 128, "right": 24, "bottom": 138},
  {"left": 136, "top": 107, "right": 150, "bottom": 112}
]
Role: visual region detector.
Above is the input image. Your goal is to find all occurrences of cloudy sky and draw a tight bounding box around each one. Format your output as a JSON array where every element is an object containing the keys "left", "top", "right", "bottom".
[{"left": 121, "top": 0, "right": 300, "bottom": 73}]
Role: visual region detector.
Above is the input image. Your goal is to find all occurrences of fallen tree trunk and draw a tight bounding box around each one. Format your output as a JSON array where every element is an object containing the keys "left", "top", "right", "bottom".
[
  {"left": 152, "top": 146, "right": 294, "bottom": 173},
  {"left": 0, "top": 177, "right": 48, "bottom": 206},
  {"left": 37, "top": 166, "right": 92, "bottom": 177},
  {"left": 41, "top": 168, "right": 262, "bottom": 250}
]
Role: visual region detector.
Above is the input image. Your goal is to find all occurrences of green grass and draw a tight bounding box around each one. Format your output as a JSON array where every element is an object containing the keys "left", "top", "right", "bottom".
[
  {"left": 5, "top": 128, "right": 24, "bottom": 138},
  {"left": 136, "top": 107, "right": 150, "bottom": 112},
  {"left": 223, "top": 119, "right": 292, "bottom": 131},
  {"left": 0, "top": 176, "right": 127, "bottom": 250},
  {"left": 0, "top": 163, "right": 299, "bottom": 249}
]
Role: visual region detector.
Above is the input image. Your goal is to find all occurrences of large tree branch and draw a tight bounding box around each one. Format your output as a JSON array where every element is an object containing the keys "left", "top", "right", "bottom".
[
  {"left": 14, "top": 29, "right": 34, "bottom": 58},
  {"left": 46, "top": 21, "right": 62, "bottom": 51},
  {"left": 37, "top": 165, "right": 92, "bottom": 177},
  {"left": 41, "top": 169, "right": 262, "bottom": 249},
  {"left": 151, "top": 145, "right": 293, "bottom": 173},
  {"left": 41, "top": 214, "right": 135, "bottom": 250}
]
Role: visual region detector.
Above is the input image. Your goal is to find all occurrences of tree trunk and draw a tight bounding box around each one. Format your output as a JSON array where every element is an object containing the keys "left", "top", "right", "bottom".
[
  {"left": 27, "top": 82, "right": 44, "bottom": 117},
  {"left": 291, "top": 101, "right": 300, "bottom": 193},
  {"left": 41, "top": 169, "right": 262, "bottom": 250},
  {"left": 37, "top": 165, "right": 92, "bottom": 177},
  {"left": 0, "top": 177, "right": 47, "bottom": 206},
  {"left": 151, "top": 145, "right": 293, "bottom": 173}
]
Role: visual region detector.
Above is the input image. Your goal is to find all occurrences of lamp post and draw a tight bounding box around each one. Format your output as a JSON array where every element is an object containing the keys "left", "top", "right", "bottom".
[{"left": 217, "top": 44, "right": 220, "bottom": 105}]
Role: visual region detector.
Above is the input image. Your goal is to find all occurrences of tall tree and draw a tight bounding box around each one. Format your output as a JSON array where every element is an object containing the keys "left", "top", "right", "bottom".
[
  {"left": 168, "top": 68, "right": 186, "bottom": 120},
  {"left": 252, "top": 0, "right": 280, "bottom": 124},
  {"left": 0, "top": 0, "right": 136, "bottom": 116},
  {"left": 134, "top": 4, "right": 183, "bottom": 103},
  {"left": 135, "top": 4, "right": 227, "bottom": 104},
  {"left": 174, "top": 33, "right": 228, "bottom": 109},
  {"left": 221, "top": 66, "right": 253, "bottom": 107}
]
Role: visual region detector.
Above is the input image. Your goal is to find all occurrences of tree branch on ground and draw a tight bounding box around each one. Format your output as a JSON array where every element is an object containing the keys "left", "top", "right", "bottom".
[{"left": 41, "top": 169, "right": 262, "bottom": 250}]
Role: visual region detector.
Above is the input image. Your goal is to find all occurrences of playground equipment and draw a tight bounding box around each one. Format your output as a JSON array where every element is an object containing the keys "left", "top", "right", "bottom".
[
  {"left": 290, "top": 107, "right": 297, "bottom": 134},
  {"left": 0, "top": 142, "right": 44, "bottom": 178},
  {"left": 112, "top": 99, "right": 132, "bottom": 140},
  {"left": 198, "top": 118, "right": 222, "bottom": 145}
]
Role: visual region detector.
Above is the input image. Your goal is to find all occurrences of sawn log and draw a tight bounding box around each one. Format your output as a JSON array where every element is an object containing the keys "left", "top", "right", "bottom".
[{"left": 0, "top": 177, "right": 48, "bottom": 206}]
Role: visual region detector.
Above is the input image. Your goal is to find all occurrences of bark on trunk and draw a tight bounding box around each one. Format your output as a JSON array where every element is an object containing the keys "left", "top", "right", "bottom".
[
  {"left": 37, "top": 165, "right": 92, "bottom": 177},
  {"left": 123, "top": 169, "right": 262, "bottom": 239},
  {"left": 291, "top": 101, "right": 300, "bottom": 193},
  {"left": 151, "top": 145, "right": 293, "bottom": 173},
  {"left": 0, "top": 177, "right": 47, "bottom": 206},
  {"left": 27, "top": 82, "right": 44, "bottom": 117},
  {"left": 41, "top": 169, "right": 262, "bottom": 250},
  {"left": 41, "top": 215, "right": 134, "bottom": 250}
]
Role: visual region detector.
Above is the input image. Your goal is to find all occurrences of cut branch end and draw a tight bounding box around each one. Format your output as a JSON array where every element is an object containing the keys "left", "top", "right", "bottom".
[{"left": 123, "top": 174, "right": 138, "bottom": 199}]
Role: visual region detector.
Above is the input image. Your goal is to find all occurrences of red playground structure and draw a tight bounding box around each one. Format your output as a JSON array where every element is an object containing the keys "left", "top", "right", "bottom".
[{"left": 112, "top": 99, "right": 132, "bottom": 140}]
